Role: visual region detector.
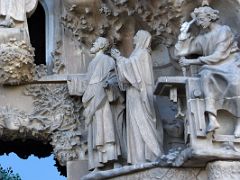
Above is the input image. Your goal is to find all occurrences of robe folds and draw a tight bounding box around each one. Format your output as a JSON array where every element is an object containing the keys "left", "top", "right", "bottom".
[
  {"left": 175, "top": 25, "right": 240, "bottom": 117},
  {"left": 82, "top": 53, "right": 122, "bottom": 170},
  {"left": 0, "top": 0, "right": 38, "bottom": 21},
  {"left": 116, "top": 48, "right": 163, "bottom": 164}
]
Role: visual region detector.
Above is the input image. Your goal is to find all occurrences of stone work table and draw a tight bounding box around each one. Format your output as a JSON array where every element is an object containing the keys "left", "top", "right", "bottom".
[{"left": 155, "top": 76, "right": 240, "bottom": 167}]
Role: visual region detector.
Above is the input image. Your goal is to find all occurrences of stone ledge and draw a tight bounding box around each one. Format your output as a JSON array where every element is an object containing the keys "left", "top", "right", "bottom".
[
  {"left": 80, "top": 161, "right": 240, "bottom": 180},
  {"left": 110, "top": 167, "right": 206, "bottom": 180}
]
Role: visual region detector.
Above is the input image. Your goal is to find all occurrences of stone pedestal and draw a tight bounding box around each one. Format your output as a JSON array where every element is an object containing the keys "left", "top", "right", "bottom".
[
  {"left": 155, "top": 76, "right": 240, "bottom": 166},
  {"left": 67, "top": 160, "right": 88, "bottom": 180}
]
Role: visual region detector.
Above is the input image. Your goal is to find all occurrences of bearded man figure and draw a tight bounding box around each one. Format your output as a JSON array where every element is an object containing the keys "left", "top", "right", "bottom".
[{"left": 83, "top": 37, "right": 125, "bottom": 171}]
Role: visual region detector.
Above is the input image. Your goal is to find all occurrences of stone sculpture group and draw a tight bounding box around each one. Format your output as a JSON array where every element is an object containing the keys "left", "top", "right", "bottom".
[
  {"left": 1, "top": 0, "right": 240, "bottom": 179},
  {"left": 81, "top": 31, "right": 163, "bottom": 171},
  {"left": 80, "top": 3, "right": 240, "bottom": 175},
  {"left": 176, "top": 6, "right": 240, "bottom": 136}
]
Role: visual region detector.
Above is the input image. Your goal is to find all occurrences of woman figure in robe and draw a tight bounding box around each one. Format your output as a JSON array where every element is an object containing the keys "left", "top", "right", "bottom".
[{"left": 111, "top": 30, "right": 163, "bottom": 164}]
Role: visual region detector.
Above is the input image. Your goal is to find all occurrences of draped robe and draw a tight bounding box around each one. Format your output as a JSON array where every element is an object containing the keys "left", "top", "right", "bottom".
[
  {"left": 175, "top": 25, "right": 240, "bottom": 117},
  {"left": 0, "top": 0, "right": 38, "bottom": 21},
  {"left": 82, "top": 53, "right": 122, "bottom": 170},
  {"left": 116, "top": 48, "right": 162, "bottom": 164},
  {"left": 0, "top": 0, "right": 38, "bottom": 43}
]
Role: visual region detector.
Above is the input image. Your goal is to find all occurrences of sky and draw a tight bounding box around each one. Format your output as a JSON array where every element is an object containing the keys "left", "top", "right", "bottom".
[{"left": 0, "top": 153, "right": 66, "bottom": 180}]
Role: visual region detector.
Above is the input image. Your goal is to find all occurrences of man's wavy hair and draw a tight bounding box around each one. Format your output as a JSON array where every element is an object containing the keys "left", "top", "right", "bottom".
[{"left": 193, "top": 6, "right": 219, "bottom": 22}]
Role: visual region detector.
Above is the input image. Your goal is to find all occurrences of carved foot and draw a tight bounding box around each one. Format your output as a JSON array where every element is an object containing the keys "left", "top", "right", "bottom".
[
  {"left": 234, "top": 121, "right": 240, "bottom": 138},
  {"left": 206, "top": 118, "right": 220, "bottom": 133}
]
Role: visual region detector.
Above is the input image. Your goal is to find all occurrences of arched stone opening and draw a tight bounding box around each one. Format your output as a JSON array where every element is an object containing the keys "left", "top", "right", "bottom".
[
  {"left": 27, "top": 2, "right": 46, "bottom": 65},
  {"left": 0, "top": 139, "right": 67, "bottom": 177},
  {"left": 0, "top": 139, "right": 52, "bottom": 158}
]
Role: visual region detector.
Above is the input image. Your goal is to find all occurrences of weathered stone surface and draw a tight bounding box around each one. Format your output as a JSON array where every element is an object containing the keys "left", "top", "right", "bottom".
[
  {"left": 110, "top": 167, "right": 206, "bottom": 180},
  {"left": 2, "top": 0, "right": 240, "bottom": 180},
  {"left": 24, "top": 84, "right": 86, "bottom": 166},
  {"left": 0, "top": 39, "right": 35, "bottom": 85},
  {"left": 67, "top": 160, "right": 88, "bottom": 180},
  {"left": 0, "top": 84, "right": 87, "bottom": 169},
  {"left": 207, "top": 161, "right": 240, "bottom": 180}
]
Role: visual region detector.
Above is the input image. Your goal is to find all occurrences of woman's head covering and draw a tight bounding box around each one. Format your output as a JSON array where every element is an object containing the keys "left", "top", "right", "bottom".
[{"left": 135, "top": 30, "right": 152, "bottom": 49}]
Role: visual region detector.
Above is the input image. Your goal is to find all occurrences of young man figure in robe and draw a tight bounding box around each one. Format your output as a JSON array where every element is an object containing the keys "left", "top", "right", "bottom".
[
  {"left": 82, "top": 37, "right": 125, "bottom": 171},
  {"left": 111, "top": 30, "right": 163, "bottom": 164},
  {"left": 175, "top": 6, "right": 240, "bottom": 137}
]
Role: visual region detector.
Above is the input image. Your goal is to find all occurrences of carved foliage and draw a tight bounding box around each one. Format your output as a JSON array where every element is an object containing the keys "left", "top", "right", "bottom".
[
  {"left": 52, "top": 41, "right": 65, "bottom": 74},
  {"left": 0, "top": 85, "right": 86, "bottom": 166},
  {"left": 62, "top": 0, "right": 188, "bottom": 47},
  {"left": 34, "top": 64, "right": 47, "bottom": 79},
  {"left": 0, "top": 39, "right": 35, "bottom": 85},
  {"left": 24, "top": 84, "right": 86, "bottom": 166},
  {"left": 0, "top": 106, "right": 29, "bottom": 140}
]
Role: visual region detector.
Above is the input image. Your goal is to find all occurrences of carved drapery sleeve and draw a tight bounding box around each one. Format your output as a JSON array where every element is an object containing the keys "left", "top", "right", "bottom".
[
  {"left": 198, "top": 27, "right": 235, "bottom": 64},
  {"left": 175, "top": 26, "right": 236, "bottom": 65},
  {"left": 175, "top": 35, "right": 203, "bottom": 57},
  {"left": 116, "top": 51, "right": 149, "bottom": 91}
]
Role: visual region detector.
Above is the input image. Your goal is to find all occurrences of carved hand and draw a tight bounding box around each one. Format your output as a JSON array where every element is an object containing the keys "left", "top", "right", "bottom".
[
  {"left": 111, "top": 48, "right": 121, "bottom": 59},
  {"left": 179, "top": 57, "right": 191, "bottom": 67},
  {"left": 180, "top": 22, "right": 192, "bottom": 33},
  {"left": 178, "top": 19, "right": 196, "bottom": 41}
]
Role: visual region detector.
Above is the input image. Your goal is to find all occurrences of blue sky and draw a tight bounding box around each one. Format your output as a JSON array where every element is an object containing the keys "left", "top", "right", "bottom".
[{"left": 0, "top": 153, "right": 66, "bottom": 180}]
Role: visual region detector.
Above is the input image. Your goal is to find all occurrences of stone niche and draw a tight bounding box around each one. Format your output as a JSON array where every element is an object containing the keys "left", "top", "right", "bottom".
[{"left": 2, "top": 0, "right": 240, "bottom": 180}]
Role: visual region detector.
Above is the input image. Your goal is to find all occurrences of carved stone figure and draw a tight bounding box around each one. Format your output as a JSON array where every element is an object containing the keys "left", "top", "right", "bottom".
[
  {"left": 0, "top": 0, "right": 38, "bottom": 28},
  {"left": 175, "top": 6, "right": 240, "bottom": 136},
  {"left": 111, "top": 30, "right": 163, "bottom": 164},
  {"left": 82, "top": 37, "right": 123, "bottom": 171},
  {"left": 0, "top": 1, "right": 37, "bottom": 85},
  {"left": 0, "top": 0, "right": 38, "bottom": 43}
]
